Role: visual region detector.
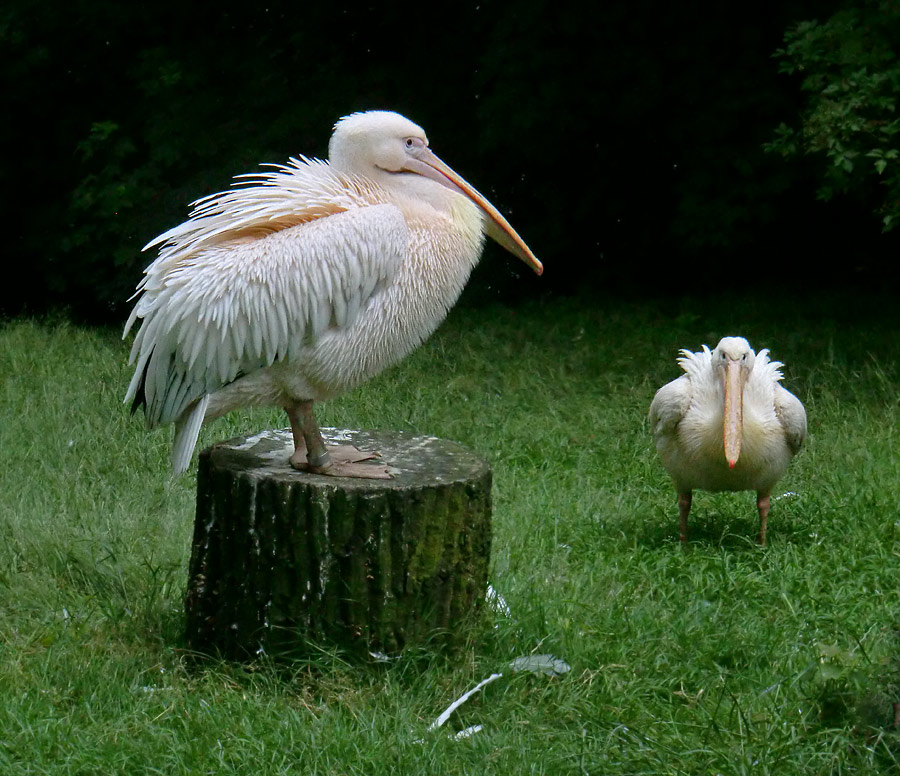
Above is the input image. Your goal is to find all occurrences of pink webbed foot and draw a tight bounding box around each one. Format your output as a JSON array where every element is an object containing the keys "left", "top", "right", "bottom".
[{"left": 289, "top": 442, "right": 391, "bottom": 479}]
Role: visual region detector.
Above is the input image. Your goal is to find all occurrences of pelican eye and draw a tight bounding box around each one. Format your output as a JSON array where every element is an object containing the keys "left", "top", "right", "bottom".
[{"left": 404, "top": 136, "right": 426, "bottom": 151}]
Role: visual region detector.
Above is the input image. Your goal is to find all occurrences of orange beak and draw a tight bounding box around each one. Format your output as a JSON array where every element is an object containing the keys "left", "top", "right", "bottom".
[
  {"left": 403, "top": 147, "right": 543, "bottom": 275},
  {"left": 723, "top": 358, "right": 743, "bottom": 468}
]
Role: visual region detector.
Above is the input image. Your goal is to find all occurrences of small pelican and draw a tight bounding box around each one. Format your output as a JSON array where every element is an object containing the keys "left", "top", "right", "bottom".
[{"left": 649, "top": 336, "right": 806, "bottom": 545}]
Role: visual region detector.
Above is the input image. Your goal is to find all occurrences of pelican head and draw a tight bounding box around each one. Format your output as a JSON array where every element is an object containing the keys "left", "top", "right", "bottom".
[
  {"left": 712, "top": 336, "right": 755, "bottom": 468},
  {"left": 328, "top": 111, "right": 428, "bottom": 175},
  {"left": 328, "top": 111, "right": 542, "bottom": 275}
]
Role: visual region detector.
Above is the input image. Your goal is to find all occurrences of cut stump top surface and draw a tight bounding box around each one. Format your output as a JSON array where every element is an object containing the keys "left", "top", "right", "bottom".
[{"left": 205, "top": 428, "right": 490, "bottom": 489}]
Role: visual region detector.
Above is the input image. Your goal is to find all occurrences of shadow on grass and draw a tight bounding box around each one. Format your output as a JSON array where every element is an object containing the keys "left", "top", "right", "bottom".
[{"left": 629, "top": 507, "right": 815, "bottom": 551}]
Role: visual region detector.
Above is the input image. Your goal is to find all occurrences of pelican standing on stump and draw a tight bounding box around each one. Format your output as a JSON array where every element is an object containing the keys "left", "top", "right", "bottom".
[
  {"left": 648, "top": 337, "right": 807, "bottom": 545},
  {"left": 124, "top": 111, "right": 542, "bottom": 477}
]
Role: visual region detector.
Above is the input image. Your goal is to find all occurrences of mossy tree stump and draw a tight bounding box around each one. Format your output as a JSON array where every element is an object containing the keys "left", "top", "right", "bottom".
[{"left": 184, "top": 428, "right": 492, "bottom": 660}]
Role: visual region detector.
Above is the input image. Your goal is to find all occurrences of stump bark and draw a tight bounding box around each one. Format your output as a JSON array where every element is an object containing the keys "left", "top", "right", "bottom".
[{"left": 184, "top": 428, "right": 492, "bottom": 659}]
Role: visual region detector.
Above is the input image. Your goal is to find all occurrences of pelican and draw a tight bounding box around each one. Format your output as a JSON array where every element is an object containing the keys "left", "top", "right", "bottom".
[
  {"left": 648, "top": 337, "right": 806, "bottom": 545},
  {"left": 124, "top": 111, "right": 542, "bottom": 477}
]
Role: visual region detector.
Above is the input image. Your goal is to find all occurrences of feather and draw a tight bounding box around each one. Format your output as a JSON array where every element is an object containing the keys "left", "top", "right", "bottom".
[{"left": 171, "top": 396, "right": 210, "bottom": 474}]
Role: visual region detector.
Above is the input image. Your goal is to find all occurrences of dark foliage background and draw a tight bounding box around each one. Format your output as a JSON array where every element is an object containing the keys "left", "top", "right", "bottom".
[{"left": 2, "top": 0, "right": 897, "bottom": 323}]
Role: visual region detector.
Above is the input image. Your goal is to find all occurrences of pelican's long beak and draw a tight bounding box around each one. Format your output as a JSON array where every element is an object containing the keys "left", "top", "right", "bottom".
[
  {"left": 404, "top": 148, "right": 543, "bottom": 275},
  {"left": 723, "top": 359, "right": 743, "bottom": 468}
]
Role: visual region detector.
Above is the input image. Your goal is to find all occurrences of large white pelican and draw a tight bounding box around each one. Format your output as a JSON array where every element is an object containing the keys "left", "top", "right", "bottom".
[
  {"left": 124, "top": 111, "right": 542, "bottom": 477},
  {"left": 648, "top": 337, "right": 806, "bottom": 545}
]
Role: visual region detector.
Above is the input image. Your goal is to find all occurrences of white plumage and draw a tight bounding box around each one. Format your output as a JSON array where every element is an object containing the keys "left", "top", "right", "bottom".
[
  {"left": 649, "top": 336, "right": 807, "bottom": 545},
  {"left": 124, "top": 111, "right": 541, "bottom": 476}
]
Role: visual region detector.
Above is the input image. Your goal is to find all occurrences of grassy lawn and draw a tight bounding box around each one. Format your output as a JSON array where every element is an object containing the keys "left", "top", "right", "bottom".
[{"left": 1, "top": 291, "right": 899, "bottom": 774}]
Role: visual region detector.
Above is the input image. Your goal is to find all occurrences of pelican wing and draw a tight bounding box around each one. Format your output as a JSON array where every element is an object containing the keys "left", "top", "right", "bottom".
[
  {"left": 648, "top": 374, "right": 692, "bottom": 438},
  {"left": 774, "top": 384, "right": 807, "bottom": 454},
  {"left": 753, "top": 349, "right": 807, "bottom": 455},
  {"left": 124, "top": 200, "right": 407, "bottom": 429}
]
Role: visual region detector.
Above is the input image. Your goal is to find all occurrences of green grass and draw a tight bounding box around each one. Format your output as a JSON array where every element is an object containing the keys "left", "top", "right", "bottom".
[{"left": 2, "top": 292, "right": 899, "bottom": 774}]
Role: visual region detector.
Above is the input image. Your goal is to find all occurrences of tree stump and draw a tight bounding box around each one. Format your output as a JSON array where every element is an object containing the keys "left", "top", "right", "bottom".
[{"left": 184, "top": 428, "right": 492, "bottom": 660}]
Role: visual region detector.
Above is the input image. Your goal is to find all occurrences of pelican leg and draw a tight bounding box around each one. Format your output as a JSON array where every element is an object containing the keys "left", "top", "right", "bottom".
[
  {"left": 677, "top": 491, "right": 692, "bottom": 544},
  {"left": 757, "top": 492, "right": 771, "bottom": 546},
  {"left": 286, "top": 400, "right": 331, "bottom": 469},
  {"left": 284, "top": 400, "right": 391, "bottom": 479}
]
